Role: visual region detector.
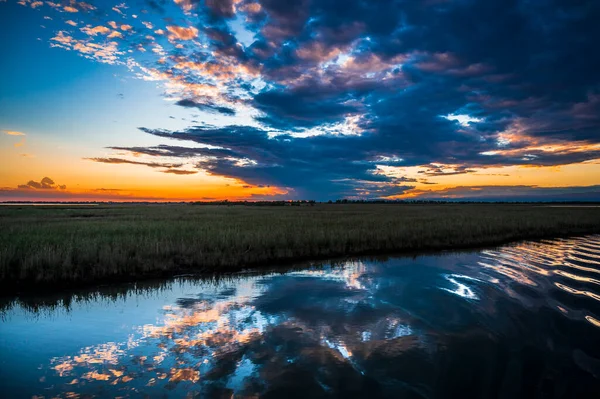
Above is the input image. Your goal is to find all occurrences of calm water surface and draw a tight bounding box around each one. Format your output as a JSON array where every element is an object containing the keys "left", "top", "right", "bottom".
[{"left": 2, "top": 236, "right": 600, "bottom": 398}]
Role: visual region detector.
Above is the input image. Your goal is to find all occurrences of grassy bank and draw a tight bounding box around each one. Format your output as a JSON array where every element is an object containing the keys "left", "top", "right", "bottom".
[{"left": 1, "top": 203, "right": 599, "bottom": 293}]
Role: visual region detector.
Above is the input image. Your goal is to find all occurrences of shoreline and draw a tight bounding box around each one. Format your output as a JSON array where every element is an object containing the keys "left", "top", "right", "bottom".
[
  {"left": 2, "top": 229, "right": 598, "bottom": 297},
  {"left": 2, "top": 204, "right": 600, "bottom": 296}
]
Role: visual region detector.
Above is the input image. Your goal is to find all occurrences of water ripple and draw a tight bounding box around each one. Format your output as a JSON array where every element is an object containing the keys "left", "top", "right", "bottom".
[{"left": 475, "top": 235, "right": 600, "bottom": 328}]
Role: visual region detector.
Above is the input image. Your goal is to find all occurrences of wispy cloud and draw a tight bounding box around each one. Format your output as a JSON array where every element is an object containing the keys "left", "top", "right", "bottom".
[
  {"left": 85, "top": 157, "right": 185, "bottom": 170},
  {"left": 161, "top": 169, "right": 198, "bottom": 175},
  {"left": 3, "top": 130, "right": 26, "bottom": 136}
]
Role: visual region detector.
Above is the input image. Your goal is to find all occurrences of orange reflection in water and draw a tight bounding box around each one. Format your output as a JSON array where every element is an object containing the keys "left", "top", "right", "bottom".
[{"left": 35, "top": 235, "right": 600, "bottom": 398}]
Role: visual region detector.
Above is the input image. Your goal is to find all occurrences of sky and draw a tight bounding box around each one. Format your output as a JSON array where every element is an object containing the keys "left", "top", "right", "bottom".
[{"left": 1, "top": 0, "right": 599, "bottom": 202}]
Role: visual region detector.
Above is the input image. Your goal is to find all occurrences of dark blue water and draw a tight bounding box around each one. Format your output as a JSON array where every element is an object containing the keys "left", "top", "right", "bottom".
[{"left": 1, "top": 236, "right": 600, "bottom": 398}]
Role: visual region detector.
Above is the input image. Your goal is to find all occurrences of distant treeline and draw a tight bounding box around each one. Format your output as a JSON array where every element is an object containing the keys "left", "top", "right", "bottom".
[
  {"left": 191, "top": 199, "right": 600, "bottom": 206},
  {"left": 2, "top": 200, "right": 600, "bottom": 206}
]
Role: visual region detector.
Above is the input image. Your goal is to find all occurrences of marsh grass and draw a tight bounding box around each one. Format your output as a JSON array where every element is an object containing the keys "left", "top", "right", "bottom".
[{"left": 1, "top": 204, "right": 599, "bottom": 292}]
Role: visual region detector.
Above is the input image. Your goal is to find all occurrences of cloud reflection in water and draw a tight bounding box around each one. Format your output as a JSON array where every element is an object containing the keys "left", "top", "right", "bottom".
[{"left": 3, "top": 236, "right": 600, "bottom": 398}]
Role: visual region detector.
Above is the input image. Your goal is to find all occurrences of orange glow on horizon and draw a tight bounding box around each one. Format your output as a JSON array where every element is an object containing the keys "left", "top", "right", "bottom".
[{"left": 2, "top": 131, "right": 599, "bottom": 201}]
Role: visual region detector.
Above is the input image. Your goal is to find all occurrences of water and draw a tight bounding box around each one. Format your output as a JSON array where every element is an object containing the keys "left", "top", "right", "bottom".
[{"left": 2, "top": 236, "right": 600, "bottom": 398}]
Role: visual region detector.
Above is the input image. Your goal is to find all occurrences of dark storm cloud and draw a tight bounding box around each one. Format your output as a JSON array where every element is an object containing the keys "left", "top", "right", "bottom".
[
  {"left": 205, "top": 0, "right": 237, "bottom": 19},
  {"left": 247, "top": 0, "right": 598, "bottom": 191},
  {"left": 252, "top": 89, "right": 361, "bottom": 129},
  {"left": 138, "top": 125, "right": 409, "bottom": 198},
  {"left": 239, "top": 0, "right": 600, "bottom": 142}
]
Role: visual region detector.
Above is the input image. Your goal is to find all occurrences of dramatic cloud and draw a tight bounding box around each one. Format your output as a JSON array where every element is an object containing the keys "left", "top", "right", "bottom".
[
  {"left": 13, "top": 0, "right": 600, "bottom": 200},
  {"left": 135, "top": 125, "right": 415, "bottom": 198}
]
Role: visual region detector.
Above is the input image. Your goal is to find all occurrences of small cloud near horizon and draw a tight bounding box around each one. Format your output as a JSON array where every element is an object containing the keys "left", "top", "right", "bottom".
[
  {"left": 17, "top": 177, "right": 66, "bottom": 190},
  {"left": 0, "top": 177, "right": 167, "bottom": 202}
]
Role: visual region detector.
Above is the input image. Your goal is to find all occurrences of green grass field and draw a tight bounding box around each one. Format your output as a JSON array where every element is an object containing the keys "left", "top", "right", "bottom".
[{"left": 1, "top": 203, "right": 599, "bottom": 292}]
